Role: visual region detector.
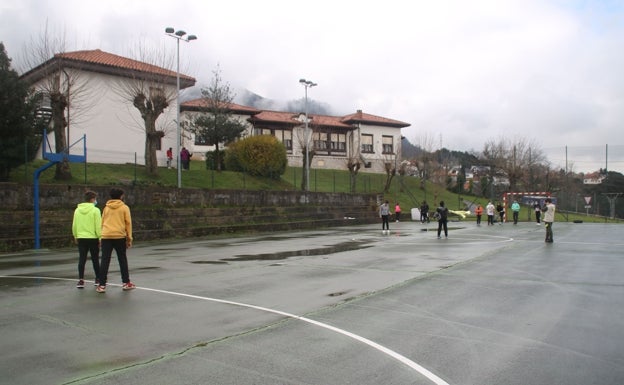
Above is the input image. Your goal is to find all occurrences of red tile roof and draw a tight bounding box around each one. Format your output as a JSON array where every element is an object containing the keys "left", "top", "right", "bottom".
[
  {"left": 341, "top": 110, "right": 410, "bottom": 128},
  {"left": 21, "top": 49, "right": 196, "bottom": 89},
  {"left": 183, "top": 101, "right": 409, "bottom": 131},
  {"left": 249, "top": 110, "right": 355, "bottom": 130},
  {"left": 181, "top": 98, "right": 260, "bottom": 115}
]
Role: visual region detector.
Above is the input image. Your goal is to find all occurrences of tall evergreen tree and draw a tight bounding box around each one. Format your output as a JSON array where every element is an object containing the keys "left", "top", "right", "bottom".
[
  {"left": 0, "top": 43, "right": 42, "bottom": 181},
  {"left": 189, "top": 68, "right": 246, "bottom": 171}
]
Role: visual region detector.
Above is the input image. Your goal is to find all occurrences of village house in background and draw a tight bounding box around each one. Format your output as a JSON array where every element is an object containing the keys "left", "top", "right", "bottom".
[{"left": 20, "top": 49, "right": 409, "bottom": 175}]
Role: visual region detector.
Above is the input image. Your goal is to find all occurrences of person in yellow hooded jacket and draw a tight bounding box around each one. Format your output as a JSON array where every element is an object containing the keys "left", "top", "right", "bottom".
[
  {"left": 97, "top": 188, "right": 135, "bottom": 293},
  {"left": 72, "top": 190, "right": 101, "bottom": 289}
]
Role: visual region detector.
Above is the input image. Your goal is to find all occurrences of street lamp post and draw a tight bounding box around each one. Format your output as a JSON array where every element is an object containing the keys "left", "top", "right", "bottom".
[
  {"left": 165, "top": 27, "right": 197, "bottom": 188},
  {"left": 299, "top": 78, "right": 317, "bottom": 192}
]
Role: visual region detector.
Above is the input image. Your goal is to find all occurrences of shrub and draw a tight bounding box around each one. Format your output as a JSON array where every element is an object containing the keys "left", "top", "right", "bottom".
[
  {"left": 205, "top": 150, "right": 226, "bottom": 170},
  {"left": 225, "top": 135, "right": 287, "bottom": 179}
]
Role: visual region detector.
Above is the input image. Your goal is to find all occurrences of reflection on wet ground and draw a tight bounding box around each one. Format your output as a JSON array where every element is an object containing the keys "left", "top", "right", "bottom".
[{"left": 221, "top": 240, "right": 373, "bottom": 262}]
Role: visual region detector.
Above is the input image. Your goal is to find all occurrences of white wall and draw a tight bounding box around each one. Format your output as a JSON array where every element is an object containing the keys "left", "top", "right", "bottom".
[{"left": 37, "top": 70, "right": 179, "bottom": 168}]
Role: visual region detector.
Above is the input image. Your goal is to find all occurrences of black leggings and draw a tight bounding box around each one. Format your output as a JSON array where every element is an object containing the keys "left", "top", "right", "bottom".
[{"left": 77, "top": 238, "right": 100, "bottom": 280}]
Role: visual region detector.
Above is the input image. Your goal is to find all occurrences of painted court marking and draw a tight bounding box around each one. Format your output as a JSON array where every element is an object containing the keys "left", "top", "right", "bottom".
[{"left": 1, "top": 275, "right": 450, "bottom": 385}]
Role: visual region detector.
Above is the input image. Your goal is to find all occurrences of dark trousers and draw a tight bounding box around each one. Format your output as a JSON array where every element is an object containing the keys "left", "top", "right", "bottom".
[
  {"left": 437, "top": 219, "right": 448, "bottom": 237},
  {"left": 476, "top": 214, "right": 482, "bottom": 225},
  {"left": 536, "top": 212, "right": 541, "bottom": 223},
  {"left": 513, "top": 211, "right": 519, "bottom": 224},
  {"left": 545, "top": 222, "right": 554, "bottom": 242},
  {"left": 395, "top": 211, "right": 401, "bottom": 221},
  {"left": 100, "top": 238, "right": 130, "bottom": 286},
  {"left": 381, "top": 215, "right": 389, "bottom": 230},
  {"left": 77, "top": 238, "right": 100, "bottom": 280},
  {"left": 487, "top": 214, "right": 494, "bottom": 225}
]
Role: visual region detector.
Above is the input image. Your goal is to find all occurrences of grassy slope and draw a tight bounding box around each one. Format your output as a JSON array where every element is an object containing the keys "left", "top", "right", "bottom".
[{"left": 8, "top": 159, "right": 618, "bottom": 223}]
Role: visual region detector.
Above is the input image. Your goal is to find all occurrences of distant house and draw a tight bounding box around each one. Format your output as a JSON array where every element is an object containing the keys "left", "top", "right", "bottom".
[
  {"left": 181, "top": 100, "right": 410, "bottom": 173},
  {"left": 20, "top": 49, "right": 195, "bottom": 166},
  {"left": 583, "top": 172, "right": 606, "bottom": 185},
  {"left": 21, "top": 49, "right": 410, "bottom": 173}
]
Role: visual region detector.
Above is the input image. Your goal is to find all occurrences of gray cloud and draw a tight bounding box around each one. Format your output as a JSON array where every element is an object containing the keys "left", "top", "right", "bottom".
[{"left": 2, "top": 0, "right": 624, "bottom": 172}]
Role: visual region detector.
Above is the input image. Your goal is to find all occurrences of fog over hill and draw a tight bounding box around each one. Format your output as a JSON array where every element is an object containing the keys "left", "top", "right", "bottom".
[{"left": 181, "top": 85, "right": 334, "bottom": 116}]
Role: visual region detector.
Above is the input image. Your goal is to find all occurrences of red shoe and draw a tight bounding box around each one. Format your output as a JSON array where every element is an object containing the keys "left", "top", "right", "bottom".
[
  {"left": 76, "top": 279, "right": 85, "bottom": 289},
  {"left": 122, "top": 282, "right": 136, "bottom": 291}
]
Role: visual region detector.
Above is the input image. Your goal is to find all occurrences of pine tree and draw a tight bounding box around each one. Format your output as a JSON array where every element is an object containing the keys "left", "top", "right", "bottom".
[{"left": 0, "top": 43, "right": 41, "bottom": 181}]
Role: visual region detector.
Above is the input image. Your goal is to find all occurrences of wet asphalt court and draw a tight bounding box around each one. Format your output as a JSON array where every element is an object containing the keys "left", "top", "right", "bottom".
[{"left": 1, "top": 220, "right": 624, "bottom": 385}]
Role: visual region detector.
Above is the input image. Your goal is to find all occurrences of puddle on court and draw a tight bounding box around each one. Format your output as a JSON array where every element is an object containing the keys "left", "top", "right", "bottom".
[{"left": 219, "top": 240, "right": 372, "bottom": 262}]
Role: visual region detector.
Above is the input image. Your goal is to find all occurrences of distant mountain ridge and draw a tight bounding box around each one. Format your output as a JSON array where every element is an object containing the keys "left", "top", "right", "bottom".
[{"left": 181, "top": 85, "right": 332, "bottom": 115}]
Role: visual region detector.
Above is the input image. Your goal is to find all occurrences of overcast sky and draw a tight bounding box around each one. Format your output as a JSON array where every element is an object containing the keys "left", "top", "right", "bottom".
[{"left": 1, "top": 0, "right": 623, "bottom": 173}]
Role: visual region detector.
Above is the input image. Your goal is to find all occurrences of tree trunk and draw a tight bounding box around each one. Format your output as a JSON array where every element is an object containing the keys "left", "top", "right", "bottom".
[
  {"left": 50, "top": 90, "right": 72, "bottom": 180},
  {"left": 300, "top": 147, "right": 314, "bottom": 191}
]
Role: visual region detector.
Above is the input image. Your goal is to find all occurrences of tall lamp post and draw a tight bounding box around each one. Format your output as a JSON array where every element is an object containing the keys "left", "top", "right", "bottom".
[
  {"left": 165, "top": 27, "right": 197, "bottom": 188},
  {"left": 299, "top": 78, "right": 317, "bottom": 192}
]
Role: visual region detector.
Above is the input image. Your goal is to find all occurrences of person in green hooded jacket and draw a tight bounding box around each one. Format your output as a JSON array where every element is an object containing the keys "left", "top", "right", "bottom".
[{"left": 72, "top": 190, "right": 102, "bottom": 288}]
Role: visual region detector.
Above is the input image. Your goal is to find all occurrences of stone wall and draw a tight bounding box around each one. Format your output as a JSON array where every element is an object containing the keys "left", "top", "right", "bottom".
[
  {"left": 0, "top": 183, "right": 381, "bottom": 252},
  {"left": 0, "top": 183, "right": 377, "bottom": 210}
]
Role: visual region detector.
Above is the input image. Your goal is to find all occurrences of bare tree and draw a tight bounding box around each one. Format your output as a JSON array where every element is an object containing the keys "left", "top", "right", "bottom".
[
  {"left": 345, "top": 129, "right": 361, "bottom": 193},
  {"left": 415, "top": 130, "right": 437, "bottom": 190},
  {"left": 112, "top": 41, "right": 186, "bottom": 176},
  {"left": 20, "top": 23, "right": 94, "bottom": 180},
  {"left": 296, "top": 118, "right": 317, "bottom": 191},
  {"left": 482, "top": 136, "right": 547, "bottom": 192}
]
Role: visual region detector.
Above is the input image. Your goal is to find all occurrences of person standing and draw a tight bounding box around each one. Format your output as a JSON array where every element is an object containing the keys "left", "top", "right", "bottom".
[
  {"left": 511, "top": 200, "right": 521, "bottom": 225},
  {"left": 475, "top": 204, "right": 483, "bottom": 226},
  {"left": 486, "top": 201, "right": 495, "bottom": 226},
  {"left": 72, "top": 190, "right": 101, "bottom": 289},
  {"left": 543, "top": 198, "right": 556, "bottom": 243},
  {"left": 436, "top": 201, "right": 449, "bottom": 239},
  {"left": 394, "top": 202, "right": 402, "bottom": 222},
  {"left": 97, "top": 188, "right": 135, "bottom": 293},
  {"left": 166, "top": 147, "right": 173, "bottom": 169},
  {"left": 496, "top": 202, "right": 505, "bottom": 225},
  {"left": 420, "top": 201, "right": 429, "bottom": 223},
  {"left": 180, "top": 147, "right": 192, "bottom": 170},
  {"left": 534, "top": 201, "right": 542, "bottom": 225},
  {"left": 380, "top": 200, "right": 390, "bottom": 234}
]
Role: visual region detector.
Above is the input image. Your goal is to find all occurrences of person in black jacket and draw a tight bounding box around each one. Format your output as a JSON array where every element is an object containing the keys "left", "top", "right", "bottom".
[{"left": 436, "top": 201, "right": 449, "bottom": 239}]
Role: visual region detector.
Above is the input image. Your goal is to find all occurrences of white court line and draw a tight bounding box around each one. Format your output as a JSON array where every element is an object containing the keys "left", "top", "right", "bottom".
[{"left": 1, "top": 275, "right": 450, "bottom": 385}]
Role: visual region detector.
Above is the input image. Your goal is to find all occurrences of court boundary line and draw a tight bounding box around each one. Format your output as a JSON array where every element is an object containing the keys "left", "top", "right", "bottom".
[{"left": 1, "top": 275, "right": 450, "bottom": 385}]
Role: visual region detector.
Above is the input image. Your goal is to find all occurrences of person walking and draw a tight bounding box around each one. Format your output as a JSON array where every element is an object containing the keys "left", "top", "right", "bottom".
[
  {"left": 380, "top": 200, "right": 390, "bottom": 234},
  {"left": 486, "top": 201, "right": 495, "bottom": 226},
  {"left": 511, "top": 200, "right": 521, "bottom": 225},
  {"left": 543, "top": 198, "right": 556, "bottom": 243},
  {"left": 534, "top": 201, "right": 542, "bottom": 225},
  {"left": 97, "top": 188, "right": 135, "bottom": 293},
  {"left": 475, "top": 204, "right": 483, "bottom": 226},
  {"left": 436, "top": 201, "right": 449, "bottom": 239},
  {"left": 394, "top": 202, "right": 402, "bottom": 222},
  {"left": 72, "top": 190, "right": 101, "bottom": 289},
  {"left": 166, "top": 147, "right": 173, "bottom": 169},
  {"left": 420, "top": 201, "right": 429, "bottom": 223}
]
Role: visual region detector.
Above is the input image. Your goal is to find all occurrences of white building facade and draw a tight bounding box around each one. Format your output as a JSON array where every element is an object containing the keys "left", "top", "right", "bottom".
[{"left": 22, "top": 49, "right": 410, "bottom": 173}]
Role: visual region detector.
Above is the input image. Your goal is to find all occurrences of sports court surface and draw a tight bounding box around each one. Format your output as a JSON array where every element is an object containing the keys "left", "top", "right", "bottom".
[{"left": 1, "top": 221, "right": 623, "bottom": 385}]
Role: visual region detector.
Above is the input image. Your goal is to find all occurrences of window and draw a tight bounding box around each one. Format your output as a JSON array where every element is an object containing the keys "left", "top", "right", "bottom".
[
  {"left": 361, "top": 134, "right": 373, "bottom": 153},
  {"left": 253, "top": 128, "right": 293, "bottom": 151},
  {"left": 382, "top": 135, "right": 394, "bottom": 154},
  {"left": 314, "top": 132, "right": 328, "bottom": 150},
  {"left": 330, "top": 133, "right": 346, "bottom": 151}
]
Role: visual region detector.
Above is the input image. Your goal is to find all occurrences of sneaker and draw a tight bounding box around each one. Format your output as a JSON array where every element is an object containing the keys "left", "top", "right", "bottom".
[
  {"left": 76, "top": 279, "right": 85, "bottom": 289},
  {"left": 96, "top": 285, "right": 106, "bottom": 293},
  {"left": 122, "top": 282, "right": 136, "bottom": 291}
]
